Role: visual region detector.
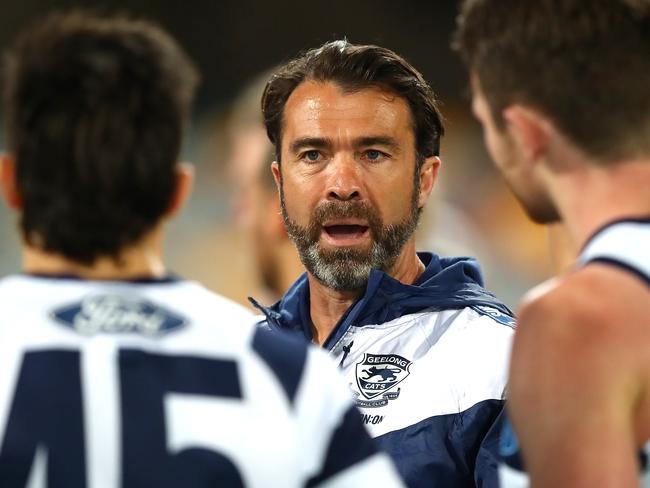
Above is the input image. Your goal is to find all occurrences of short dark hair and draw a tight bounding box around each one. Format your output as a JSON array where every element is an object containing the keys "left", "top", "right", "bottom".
[
  {"left": 3, "top": 11, "right": 199, "bottom": 264},
  {"left": 261, "top": 40, "right": 444, "bottom": 164},
  {"left": 454, "top": 0, "right": 650, "bottom": 162}
]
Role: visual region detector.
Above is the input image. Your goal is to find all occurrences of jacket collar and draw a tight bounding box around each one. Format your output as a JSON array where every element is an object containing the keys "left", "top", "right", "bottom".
[{"left": 250, "top": 252, "right": 512, "bottom": 350}]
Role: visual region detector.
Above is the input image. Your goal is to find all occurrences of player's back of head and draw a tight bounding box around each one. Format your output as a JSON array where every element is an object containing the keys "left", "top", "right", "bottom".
[
  {"left": 3, "top": 11, "right": 199, "bottom": 264},
  {"left": 455, "top": 0, "right": 650, "bottom": 163}
]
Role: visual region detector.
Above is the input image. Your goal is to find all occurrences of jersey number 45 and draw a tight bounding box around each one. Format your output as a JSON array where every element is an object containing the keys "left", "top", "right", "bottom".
[{"left": 0, "top": 349, "right": 245, "bottom": 487}]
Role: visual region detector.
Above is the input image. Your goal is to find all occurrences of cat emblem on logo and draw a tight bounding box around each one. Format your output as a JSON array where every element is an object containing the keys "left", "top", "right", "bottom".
[{"left": 355, "top": 353, "right": 412, "bottom": 404}]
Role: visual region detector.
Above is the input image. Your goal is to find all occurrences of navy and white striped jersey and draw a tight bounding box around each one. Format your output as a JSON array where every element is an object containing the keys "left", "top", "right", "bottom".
[
  {"left": 499, "top": 218, "right": 650, "bottom": 487},
  {"left": 0, "top": 274, "right": 403, "bottom": 488},
  {"left": 255, "top": 252, "right": 515, "bottom": 487}
]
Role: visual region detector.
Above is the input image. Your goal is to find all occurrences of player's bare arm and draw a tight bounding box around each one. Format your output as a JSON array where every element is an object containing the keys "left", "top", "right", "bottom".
[{"left": 509, "top": 265, "right": 650, "bottom": 487}]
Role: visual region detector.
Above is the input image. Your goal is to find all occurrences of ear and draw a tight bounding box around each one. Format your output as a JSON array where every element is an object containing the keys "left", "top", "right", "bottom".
[
  {"left": 502, "top": 105, "right": 549, "bottom": 165},
  {"left": 268, "top": 162, "right": 288, "bottom": 238},
  {"left": 271, "top": 161, "right": 281, "bottom": 192},
  {"left": 417, "top": 156, "right": 441, "bottom": 208},
  {"left": 165, "top": 162, "right": 194, "bottom": 218},
  {"left": 0, "top": 154, "right": 22, "bottom": 209}
]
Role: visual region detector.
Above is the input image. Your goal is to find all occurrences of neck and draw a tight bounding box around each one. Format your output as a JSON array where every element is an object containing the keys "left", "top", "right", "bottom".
[
  {"left": 276, "top": 243, "right": 305, "bottom": 297},
  {"left": 23, "top": 229, "right": 166, "bottom": 280},
  {"left": 547, "top": 157, "right": 650, "bottom": 252},
  {"left": 308, "top": 239, "right": 424, "bottom": 346}
]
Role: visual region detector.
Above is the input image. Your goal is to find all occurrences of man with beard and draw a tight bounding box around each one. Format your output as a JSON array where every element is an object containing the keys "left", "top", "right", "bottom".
[
  {"left": 0, "top": 15, "right": 404, "bottom": 487},
  {"left": 455, "top": 1, "right": 650, "bottom": 486},
  {"left": 252, "top": 40, "right": 515, "bottom": 487}
]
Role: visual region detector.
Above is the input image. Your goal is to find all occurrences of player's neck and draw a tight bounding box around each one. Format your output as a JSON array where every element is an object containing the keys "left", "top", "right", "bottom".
[
  {"left": 308, "top": 241, "right": 424, "bottom": 346},
  {"left": 22, "top": 230, "right": 166, "bottom": 281},
  {"left": 550, "top": 157, "right": 650, "bottom": 251}
]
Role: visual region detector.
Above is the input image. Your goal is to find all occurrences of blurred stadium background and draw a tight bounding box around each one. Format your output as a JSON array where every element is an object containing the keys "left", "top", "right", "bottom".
[{"left": 0, "top": 0, "right": 558, "bottom": 308}]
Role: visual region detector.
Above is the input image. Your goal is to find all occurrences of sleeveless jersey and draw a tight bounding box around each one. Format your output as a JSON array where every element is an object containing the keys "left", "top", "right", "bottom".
[
  {"left": 499, "top": 218, "right": 650, "bottom": 487},
  {"left": 0, "top": 275, "right": 403, "bottom": 488}
]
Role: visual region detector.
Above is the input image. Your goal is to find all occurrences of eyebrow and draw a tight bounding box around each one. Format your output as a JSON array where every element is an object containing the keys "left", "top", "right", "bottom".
[
  {"left": 289, "top": 137, "right": 332, "bottom": 154},
  {"left": 353, "top": 136, "right": 400, "bottom": 152},
  {"left": 289, "top": 135, "right": 401, "bottom": 154}
]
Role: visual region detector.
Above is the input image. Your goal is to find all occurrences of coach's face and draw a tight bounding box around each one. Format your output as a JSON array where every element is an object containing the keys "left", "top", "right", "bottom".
[
  {"left": 273, "top": 81, "right": 437, "bottom": 291},
  {"left": 471, "top": 76, "right": 559, "bottom": 224}
]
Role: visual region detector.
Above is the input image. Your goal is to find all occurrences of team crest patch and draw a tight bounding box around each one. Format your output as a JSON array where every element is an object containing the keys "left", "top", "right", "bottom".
[
  {"left": 52, "top": 294, "right": 187, "bottom": 336},
  {"left": 354, "top": 353, "right": 412, "bottom": 408}
]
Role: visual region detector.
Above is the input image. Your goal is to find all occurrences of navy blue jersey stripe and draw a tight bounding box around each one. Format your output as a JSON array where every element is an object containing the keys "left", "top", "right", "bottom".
[
  {"left": 251, "top": 327, "right": 307, "bottom": 405},
  {"left": 119, "top": 351, "right": 243, "bottom": 486},
  {"left": 586, "top": 257, "right": 650, "bottom": 288},
  {"left": 119, "top": 350, "right": 241, "bottom": 397},
  {"left": 306, "top": 406, "right": 379, "bottom": 487},
  {"left": 0, "top": 350, "right": 86, "bottom": 487}
]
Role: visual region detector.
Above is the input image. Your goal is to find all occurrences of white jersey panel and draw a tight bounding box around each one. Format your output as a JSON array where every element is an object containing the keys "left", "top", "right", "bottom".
[
  {"left": 579, "top": 221, "right": 650, "bottom": 279},
  {"left": 329, "top": 307, "right": 513, "bottom": 438},
  {"left": 498, "top": 464, "right": 529, "bottom": 488},
  {"left": 82, "top": 337, "right": 120, "bottom": 488},
  {"left": 0, "top": 275, "right": 404, "bottom": 488}
]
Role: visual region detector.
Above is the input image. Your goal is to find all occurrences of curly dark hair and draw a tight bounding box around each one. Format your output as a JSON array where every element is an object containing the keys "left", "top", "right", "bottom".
[{"left": 3, "top": 11, "right": 199, "bottom": 264}]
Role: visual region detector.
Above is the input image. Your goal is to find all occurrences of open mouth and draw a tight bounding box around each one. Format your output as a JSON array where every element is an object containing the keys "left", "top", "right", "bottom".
[{"left": 322, "top": 222, "right": 370, "bottom": 245}]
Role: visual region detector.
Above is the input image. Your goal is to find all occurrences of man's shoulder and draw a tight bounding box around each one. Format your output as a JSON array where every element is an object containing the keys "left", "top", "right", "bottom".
[
  {"left": 511, "top": 267, "right": 649, "bottom": 400},
  {"left": 517, "top": 265, "right": 648, "bottom": 342},
  {"left": 506, "top": 266, "right": 649, "bottom": 487},
  {"left": 408, "top": 304, "right": 515, "bottom": 336}
]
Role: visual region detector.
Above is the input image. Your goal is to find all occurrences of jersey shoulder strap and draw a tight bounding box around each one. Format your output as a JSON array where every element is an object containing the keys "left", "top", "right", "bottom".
[{"left": 579, "top": 219, "right": 650, "bottom": 286}]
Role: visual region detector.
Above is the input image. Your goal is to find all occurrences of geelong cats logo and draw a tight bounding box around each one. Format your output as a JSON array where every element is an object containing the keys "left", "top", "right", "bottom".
[{"left": 354, "top": 353, "right": 412, "bottom": 408}]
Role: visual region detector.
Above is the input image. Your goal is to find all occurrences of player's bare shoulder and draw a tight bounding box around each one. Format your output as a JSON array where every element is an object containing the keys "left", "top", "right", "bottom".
[
  {"left": 515, "top": 265, "right": 650, "bottom": 371},
  {"left": 511, "top": 264, "right": 650, "bottom": 422}
]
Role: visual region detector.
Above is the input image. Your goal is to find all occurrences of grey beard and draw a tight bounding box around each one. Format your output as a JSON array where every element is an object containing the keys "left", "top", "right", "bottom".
[
  {"left": 280, "top": 181, "right": 421, "bottom": 292},
  {"left": 299, "top": 227, "right": 410, "bottom": 291}
]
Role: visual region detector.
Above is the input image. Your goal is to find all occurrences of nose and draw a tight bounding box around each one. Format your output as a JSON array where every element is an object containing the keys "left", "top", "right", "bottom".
[{"left": 326, "top": 155, "right": 362, "bottom": 201}]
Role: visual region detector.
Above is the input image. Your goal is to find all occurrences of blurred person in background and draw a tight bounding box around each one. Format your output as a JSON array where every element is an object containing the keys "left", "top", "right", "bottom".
[
  {"left": 226, "top": 71, "right": 303, "bottom": 305},
  {"left": 456, "top": 0, "right": 650, "bottom": 485},
  {"left": 0, "top": 12, "right": 404, "bottom": 487},
  {"left": 254, "top": 39, "right": 515, "bottom": 487}
]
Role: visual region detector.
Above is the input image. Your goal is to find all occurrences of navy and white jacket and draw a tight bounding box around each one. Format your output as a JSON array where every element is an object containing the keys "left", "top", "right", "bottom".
[{"left": 254, "top": 252, "right": 515, "bottom": 487}]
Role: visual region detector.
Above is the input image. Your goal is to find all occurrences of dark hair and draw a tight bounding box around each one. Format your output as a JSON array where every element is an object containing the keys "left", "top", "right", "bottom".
[
  {"left": 261, "top": 40, "right": 444, "bottom": 164},
  {"left": 454, "top": 0, "right": 650, "bottom": 162},
  {"left": 3, "top": 11, "right": 199, "bottom": 264}
]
